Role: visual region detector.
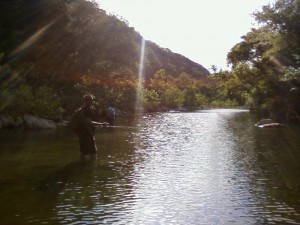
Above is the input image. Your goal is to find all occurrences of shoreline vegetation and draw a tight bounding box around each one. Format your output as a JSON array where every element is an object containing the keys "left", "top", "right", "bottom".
[
  {"left": 0, "top": 106, "right": 246, "bottom": 130},
  {"left": 0, "top": 106, "right": 293, "bottom": 131},
  {"left": 1, "top": 0, "right": 300, "bottom": 128}
]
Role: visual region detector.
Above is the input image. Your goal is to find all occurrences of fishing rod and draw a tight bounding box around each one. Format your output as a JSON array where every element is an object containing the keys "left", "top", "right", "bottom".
[
  {"left": 104, "top": 125, "right": 140, "bottom": 129},
  {"left": 91, "top": 121, "right": 140, "bottom": 129}
]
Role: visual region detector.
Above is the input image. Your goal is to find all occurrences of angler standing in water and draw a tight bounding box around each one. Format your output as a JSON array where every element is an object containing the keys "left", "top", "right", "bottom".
[
  {"left": 106, "top": 103, "right": 116, "bottom": 126},
  {"left": 71, "top": 94, "right": 108, "bottom": 160}
]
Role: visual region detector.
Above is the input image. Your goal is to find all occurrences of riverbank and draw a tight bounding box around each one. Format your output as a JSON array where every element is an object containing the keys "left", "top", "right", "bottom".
[
  {"left": 0, "top": 114, "right": 68, "bottom": 130},
  {"left": 1, "top": 106, "right": 299, "bottom": 131}
]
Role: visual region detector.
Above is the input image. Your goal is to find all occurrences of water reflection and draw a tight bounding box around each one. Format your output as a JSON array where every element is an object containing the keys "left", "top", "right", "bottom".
[
  {"left": 229, "top": 114, "right": 300, "bottom": 224},
  {"left": 124, "top": 111, "right": 254, "bottom": 224},
  {"left": 52, "top": 160, "right": 125, "bottom": 224},
  {"left": 123, "top": 110, "right": 300, "bottom": 224},
  {"left": 0, "top": 110, "right": 299, "bottom": 224}
]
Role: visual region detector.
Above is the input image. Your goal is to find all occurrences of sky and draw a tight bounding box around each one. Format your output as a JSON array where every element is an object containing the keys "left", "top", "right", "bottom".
[{"left": 97, "top": 0, "right": 274, "bottom": 71}]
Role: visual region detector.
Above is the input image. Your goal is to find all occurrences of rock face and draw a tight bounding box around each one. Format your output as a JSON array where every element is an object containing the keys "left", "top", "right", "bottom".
[{"left": 23, "top": 115, "right": 56, "bottom": 129}]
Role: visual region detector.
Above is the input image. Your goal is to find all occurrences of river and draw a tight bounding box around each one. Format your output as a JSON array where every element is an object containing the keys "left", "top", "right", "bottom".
[{"left": 0, "top": 109, "right": 299, "bottom": 224}]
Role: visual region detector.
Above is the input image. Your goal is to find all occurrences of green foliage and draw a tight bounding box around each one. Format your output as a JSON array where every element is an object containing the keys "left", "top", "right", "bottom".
[
  {"left": 144, "top": 70, "right": 211, "bottom": 110},
  {"left": 175, "top": 73, "right": 194, "bottom": 88},
  {"left": 142, "top": 89, "right": 161, "bottom": 111},
  {"left": 4, "top": 84, "right": 63, "bottom": 118},
  {"left": 162, "top": 87, "right": 185, "bottom": 109},
  {"left": 13, "top": 84, "right": 35, "bottom": 116},
  {"left": 34, "top": 86, "right": 64, "bottom": 117},
  {"left": 227, "top": 28, "right": 277, "bottom": 68},
  {"left": 0, "top": 88, "right": 13, "bottom": 112},
  {"left": 210, "top": 99, "right": 239, "bottom": 108},
  {"left": 221, "top": 0, "right": 300, "bottom": 121},
  {"left": 282, "top": 54, "right": 300, "bottom": 81},
  {"left": 183, "top": 88, "right": 208, "bottom": 108}
]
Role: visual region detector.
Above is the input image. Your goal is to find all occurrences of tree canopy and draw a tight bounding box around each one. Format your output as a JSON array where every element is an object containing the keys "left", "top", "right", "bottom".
[{"left": 219, "top": 0, "right": 300, "bottom": 122}]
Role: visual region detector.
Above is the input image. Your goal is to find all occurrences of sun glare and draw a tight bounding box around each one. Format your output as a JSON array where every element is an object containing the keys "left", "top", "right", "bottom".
[{"left": 135, "top": 37, "right": 146, "bottom": 115}]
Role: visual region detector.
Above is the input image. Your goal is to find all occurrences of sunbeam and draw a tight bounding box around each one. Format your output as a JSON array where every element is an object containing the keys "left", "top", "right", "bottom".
[{"left": 135, "top": 37, "right": 146, "bottom": 115}]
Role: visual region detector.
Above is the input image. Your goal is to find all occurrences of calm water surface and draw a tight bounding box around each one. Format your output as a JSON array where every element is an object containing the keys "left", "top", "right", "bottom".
[{"left": 0, "top": 109, "right": 300, "bottom": 225}]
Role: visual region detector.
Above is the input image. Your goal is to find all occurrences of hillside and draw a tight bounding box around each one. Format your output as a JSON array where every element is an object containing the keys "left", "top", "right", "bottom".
[
  {"left": 1, "top": 0, "right": 209, "bottom": 80},
  {"left": 0, "top": 0, "right": 212, "bottom": 117}
]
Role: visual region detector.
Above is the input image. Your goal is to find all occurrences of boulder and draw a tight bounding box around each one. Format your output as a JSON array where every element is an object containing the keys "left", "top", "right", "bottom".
[
  {"left": 15, "top": 117, "right": 24, "bottom": 127},
  {"left": 0, "top": 114, "right": 16, "bottom": 128},
  {"left": 255, "top": 118, "right": 284, "bottom": 128},
  {"left": 56, "top": 120, "right": 69, "bottom": 127},
  {"left": 48, "top": 114, "right": 64, "bottom": 122},
  {"left": 23, "top": 115, "right": 56, "bottom": 129}
]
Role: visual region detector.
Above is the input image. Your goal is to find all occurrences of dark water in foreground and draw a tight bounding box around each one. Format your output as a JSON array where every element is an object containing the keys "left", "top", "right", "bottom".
[{"left": 0, "top": 109, "right": 300, "bottom": 225}]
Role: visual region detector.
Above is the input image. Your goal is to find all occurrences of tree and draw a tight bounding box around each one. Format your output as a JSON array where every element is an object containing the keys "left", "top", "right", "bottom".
[
  {"left": 4, "top": 84, "right": 63, "bottom": 118},
  {"left": 142, "top": 89, "right": 161, "bottom": 111},
  {"left": 225, "top": 0, "right": 300, "bottom": 120}
]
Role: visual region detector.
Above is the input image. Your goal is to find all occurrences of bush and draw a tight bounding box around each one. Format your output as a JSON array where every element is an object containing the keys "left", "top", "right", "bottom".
[
  {"left": 4, "top": 84, "right": 63, "bottom": 118},
  {"left": 142, "top": 89, "right": 161, "bottom": 111},
  {"left": 210, "top": 99, "right": 239, "bottom": 108},
  {"left": 162, "top": 87, "right": 185, "bottom": 108}
]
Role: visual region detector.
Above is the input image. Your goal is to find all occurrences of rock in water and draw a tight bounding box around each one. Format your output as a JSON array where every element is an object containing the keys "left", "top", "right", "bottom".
[
  {"left": 23, "top": 115, "right": 56, "bottom": 129},
  {"left": 0, "top": 114, "right": 16, "bottom": 128},
  {"left": 255, "top": 118, "right": 284, "bottom": 128}
]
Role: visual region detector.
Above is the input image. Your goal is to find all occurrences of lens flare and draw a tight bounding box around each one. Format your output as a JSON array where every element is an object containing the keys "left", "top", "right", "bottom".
[
  {"left": 8, "top": 20, "right": 57, "bottom": 62},
  {"left": 135, "top": 38, "right": 146, "bottom": 115}
]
